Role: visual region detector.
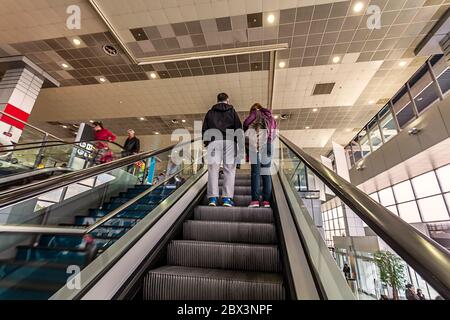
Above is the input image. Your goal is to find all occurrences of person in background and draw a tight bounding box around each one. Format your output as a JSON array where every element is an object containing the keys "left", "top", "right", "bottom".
[
  {"left": 202, "top": 92, "right": 243, "bottom": 207},
  {"left": 405, "top": 284, "right": 420, "bottom": 300},
  {"left": 343, "top": 263, "right": 351, "bottom": 280},
  {"left": 122, "top": 129, "right": 140, "bottom": 157},
  {"left": 243, "top": 103, "right": 277, "bottom": 208},
  {"left": 416, "top": 289, "right": 426, "bottom": 300},
  {"left": 122, "top": 129, "right": 141, "bottom": 173},
  {"left": 92, "top": 121, "right": 116, "bottom": 163}
]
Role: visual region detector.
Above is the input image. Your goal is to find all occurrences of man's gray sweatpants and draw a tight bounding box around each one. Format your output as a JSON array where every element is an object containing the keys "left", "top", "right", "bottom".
[{"left": 207, "top": 140, "right": 236, "bottom": 199}]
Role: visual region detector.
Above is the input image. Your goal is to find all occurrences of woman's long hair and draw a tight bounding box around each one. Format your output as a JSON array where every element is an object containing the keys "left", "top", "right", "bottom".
[{"left": 250, "top": 103, "right": 263, "bottom": 114}]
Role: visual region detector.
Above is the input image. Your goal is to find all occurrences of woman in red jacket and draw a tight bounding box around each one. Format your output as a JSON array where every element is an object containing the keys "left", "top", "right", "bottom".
[{"left": 92, "top": 121, "right": 116, "bottom": 163}]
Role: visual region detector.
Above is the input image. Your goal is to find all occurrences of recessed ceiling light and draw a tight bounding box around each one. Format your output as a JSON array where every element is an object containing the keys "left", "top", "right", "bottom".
[
  {"left": 62, "top": 125, "right": 68, "bottom": 129},
  {"left": 278, "top": 61, "right": 286, "bottom": 68},
  {"left": 305, "top": 126, "right": 310, "bottom": 130},
  {"left": 312, "top": 108, "right": 318, "bottom": 112},
  {"left": 345, "top": 128, "right": 352, "bottom": 132},
  {"left": 369, "top": 100, "right": 375, "bottom": 105},
  {"left": 61, "top": 63, "right": 69, "bottom": 68},
  {"left": 332, "top": 56, "right": 340, "bottom": 63},
  {"left": 267, "top": 14, "right": 275, "bottom": 24},
  {"left": 150, "top": 72, "right": 157, "bottom": 79},
  {"left": 353, "top": 2, "right": 364, "bottom": 13},
  {"left": 99, "top": 77, "right": 106, "bottom": 82},
  {"left": 72, "top": 38, "right": 81, "bottom": 46},
  {"left": 181, "top": 119, "right": 186, "bottom": 123},
  {"left": 399, "top": 61, "right": 407, "bottom": 67},
  {"left": 89, "top": 120, "right": 94, "bottom": 123},
  {"left": 154, "top": 132, "right": 160, "bottom": 135},
  {"left": 274, "top": 115, "right": 279, "bottom": 119},
  {"left": 139, "top": 117, "right": 146, "bottom": 121}
]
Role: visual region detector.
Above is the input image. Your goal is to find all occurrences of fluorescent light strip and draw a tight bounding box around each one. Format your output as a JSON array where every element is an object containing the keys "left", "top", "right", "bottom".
[{"left": 136, "top": 43, "right": 289, "bottom": 65}]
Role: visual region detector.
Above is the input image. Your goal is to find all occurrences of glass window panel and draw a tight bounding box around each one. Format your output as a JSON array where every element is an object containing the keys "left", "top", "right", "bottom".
[
  {"left": 369, "top": 192, "right": 379, "bottom": 203},
  {"left": 398, "top": 201, "right": 422, "bottom": 223},
  {"left": 411, "top": 172, "right": 441, "bottom": 198},
  {"left": 339, "top": 217, "right": 345, "bottom": 230},
  {"left": 436, "top": 165, "right": 450, "bottom": 192},
  {"left": 378, "top": 187, "right": 396, "bottom": 206},
  {"left": 386, "top": 205, "right": 398, "bottom": 215},
  {"left": 369, "top": 127, "right": 383, "bottom": 151},
  {"left": 417, "top": 195, "right": 449, "bottom": 222},
  {"left": 359, "top": 134, "right": 371, "bottom": 157},
  {"left": 351, "top": 140, "right": 362, "bottom": 163},
  {"left": 396, "top": 102, "right": 415, "bottom": 129},
  {"left": 337, "top": 206, "right": 343, "bottom": 218},
  {"left": 437, "top": 68, "right": 450, "bottom": 94},
  {"left": 393, "top": 181, "right": 415, "bottom": 203},
  {"left": 414, "top": 83, "right": 439, "bottom": 114},
  {"left": 379, "top": 112, "right": 397, "bottom": 142}
]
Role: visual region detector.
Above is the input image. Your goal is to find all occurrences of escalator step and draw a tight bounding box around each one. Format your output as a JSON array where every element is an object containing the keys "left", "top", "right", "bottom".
[
  {"left": 219, "top": 179, "right": 252, "bottom": 187},
  {"left": 183, "top": 221, "right": 277, "bottom": 244},
  {"left": 167, "top": 240, "right": 281, "bottom": 272},
  {"left": 143, "top": 266, "right": 284, "bottom": 300},
  {"left": 201, "top": 195, "right": 252, "bottom": 207},
  {"left": 194, "top": 206, "right": 274, "bottom": 223}
]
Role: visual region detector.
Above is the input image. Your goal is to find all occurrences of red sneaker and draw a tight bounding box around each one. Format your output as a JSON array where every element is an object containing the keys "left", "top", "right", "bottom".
[
  {"left": 262, "top": 201, "right": 271, "bottom": 208},
  {"left": 248, "top": 201, "right": 260, "bottom": 208}
]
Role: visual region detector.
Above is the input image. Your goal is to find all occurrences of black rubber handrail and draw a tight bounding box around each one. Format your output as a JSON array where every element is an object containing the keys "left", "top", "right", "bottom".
[
  {"left": 280, "top": 134, "right": 450, "bottom": 299},
  {"left": 0, "top": 139, "right": 197, "bottom": 209},
  {"left": 0, "top": 139, "right": 126, "bottom": 154}
]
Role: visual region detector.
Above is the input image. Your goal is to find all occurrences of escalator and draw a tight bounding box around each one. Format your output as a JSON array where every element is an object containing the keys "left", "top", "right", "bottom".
[
  {"left": 0, "top": 137, "right": 447, "bottom": 300},
  {"left": 0, "top": 139, "right": 127, "bottom": 190}
]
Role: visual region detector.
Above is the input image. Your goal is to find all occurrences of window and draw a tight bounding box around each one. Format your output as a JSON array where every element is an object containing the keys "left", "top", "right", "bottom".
[
  {"left": 379, "top": 112, "right": 397, "bottom": 143},
  {"left": 351, "top": 140, "right": 362, "bottom": 163},
  {"left": 392, "top": 86, "right": 415, "bottom": 128},
  {"left": 369, "top": 192, "right": 379, "bottom": 203},
  {"left": 398, "top": 201, "right": 422, "bottom": 223},
  {"left": 359, "top": 133, "right": 371, "bottom": 158},
  {"left": 411, "top": 172, "right": 441, "bottom": 198},
  {"left": 387, "top": 205, "right": 398, "bottom": 215},
  {"left": 418, "top": 195, "right": 450, "bottom": 222},
  {"left": 378, "top": 187, "right": 396, "bottom": 206},
  {"left": 436, "top": 165, "right": 450, "bottom": 192},
  {"left": 369, "top": 127, "right": 383, "bottom": 151},
  {"left": 393, "top": 181, "right": 415, "bottom": 203}
]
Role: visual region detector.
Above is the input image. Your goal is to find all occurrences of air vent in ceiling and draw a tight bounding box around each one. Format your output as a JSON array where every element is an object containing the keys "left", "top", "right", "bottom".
[{"left": 312, "top": 83, "right": 335, "bottom": 95}]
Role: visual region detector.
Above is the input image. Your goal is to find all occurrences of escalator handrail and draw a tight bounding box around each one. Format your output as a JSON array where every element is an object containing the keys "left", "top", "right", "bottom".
[
  {"left": 0, "top": 138, "right": 199, "bottom": 209},
  {"left": 0, "top": 139, "right": 126, "bottom": 154},
  {"left": 279, "top": 134, "right": 450, "bottom": 299}
]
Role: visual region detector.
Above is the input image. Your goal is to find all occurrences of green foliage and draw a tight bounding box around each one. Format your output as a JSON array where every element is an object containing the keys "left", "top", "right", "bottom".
[{"left": 374, "top": 250, "right": 406, "bottom": 295}]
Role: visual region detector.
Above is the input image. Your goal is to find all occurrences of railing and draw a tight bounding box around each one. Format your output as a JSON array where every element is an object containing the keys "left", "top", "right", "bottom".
[
  {"left": 343, "top": 54, "right": 449, "bottom": 169},
  {"left": 280, "top": 134, "right": 450, "bottom": 299},
  {"left": 0, "top": 139, "right": 197, "bottom": 208}
]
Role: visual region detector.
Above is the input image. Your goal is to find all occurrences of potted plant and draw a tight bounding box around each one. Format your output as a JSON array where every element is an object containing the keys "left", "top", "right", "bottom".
[{"left": 374, "top": 250, "right": 406, "bottom": 300}]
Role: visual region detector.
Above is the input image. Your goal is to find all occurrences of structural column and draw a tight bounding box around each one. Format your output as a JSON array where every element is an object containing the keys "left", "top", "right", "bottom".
[{"left": 0, "top": 56, "right": 59, "bottom": 143}]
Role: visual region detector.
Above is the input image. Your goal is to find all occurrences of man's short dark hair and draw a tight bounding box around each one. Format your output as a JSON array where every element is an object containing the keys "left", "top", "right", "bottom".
[{"left": 217, "top": 93, "right": 229, "bottom": 102}]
